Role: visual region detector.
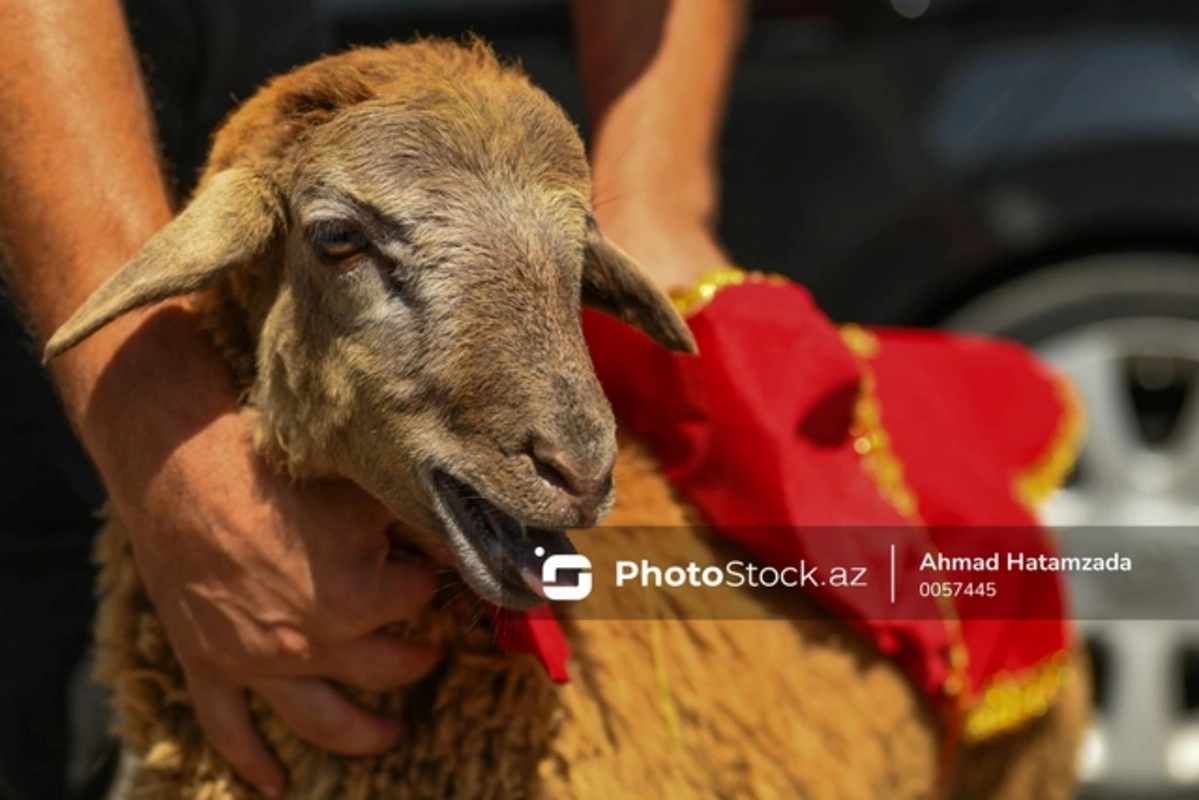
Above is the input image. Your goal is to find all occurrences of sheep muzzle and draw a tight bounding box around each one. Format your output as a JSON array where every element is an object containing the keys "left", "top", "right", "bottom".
[{"left": 430, "top": 470, "right": 585, "bottom": 608}]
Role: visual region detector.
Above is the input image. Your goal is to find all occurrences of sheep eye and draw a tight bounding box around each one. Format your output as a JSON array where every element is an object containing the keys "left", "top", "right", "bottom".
[{"left": 309, "top": 220, "right": 368, "bottom": 262}]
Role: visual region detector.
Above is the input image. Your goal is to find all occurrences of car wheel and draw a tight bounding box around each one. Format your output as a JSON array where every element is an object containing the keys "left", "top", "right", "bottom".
[{"left": 945, "top": 253, "right": 1199, "bottom": 798}]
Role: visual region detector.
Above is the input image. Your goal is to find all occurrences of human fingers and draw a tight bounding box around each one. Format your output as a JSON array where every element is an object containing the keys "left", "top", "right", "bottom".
[
  {"left": 318, "top": 634, "right": 442, "bottom": 693},
  {"left": 319, "top": 556, "right": 440, "bottom": 638},
  {"left": 189, "top": 676, "right": 286, "bottom": 799},
  {"left": 254, "top": 676, "right": 405, "bottom": 756}
]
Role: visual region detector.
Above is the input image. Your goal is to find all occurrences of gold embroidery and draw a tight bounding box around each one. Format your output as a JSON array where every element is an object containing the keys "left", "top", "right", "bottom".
[
  {"left": 1014, "top": 376, "right": 1087, "bottom": 513},
  {"left": 667, "top": 274, "right": 1077, "bottom": 742},
  {"left": 958, "top": 375, "right": 1084, "bottom": 740},
  {"left": 849, "top": 370, "right": 921, "bottom": 522},
  {"left": 963, "top": 651, "right": 1074, "bottom": 742},
  {"left": 841, "top": 327, "right": 971, "bottom": 709},
  {"left": 840, "top": 325, "right": 1077, "bottom": 743},
  {"left": 839, "top": 322, "right": 881, "bottom": 360},
  {"left": 668, "top": 267, "right": 787, "bottom": 317}
]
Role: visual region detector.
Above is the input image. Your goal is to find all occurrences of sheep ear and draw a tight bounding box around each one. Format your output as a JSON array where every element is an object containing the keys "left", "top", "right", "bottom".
[
  {"left": 44, "top": 169, "right": 281, "bottom": 360},
  {"left": 580, "top": 222, "right": 697, "bottom": 354}
]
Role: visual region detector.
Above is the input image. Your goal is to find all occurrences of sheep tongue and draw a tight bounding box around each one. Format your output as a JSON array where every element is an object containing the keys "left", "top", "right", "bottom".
[
  {"left": 527, "top": 527, "right": 577, "bottom": 557},
  {"left": 516, "top": 528, "right": 579, "bottom": 598}
]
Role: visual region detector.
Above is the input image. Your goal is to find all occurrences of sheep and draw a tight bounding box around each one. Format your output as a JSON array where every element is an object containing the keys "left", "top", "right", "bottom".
[{"left": 45, "top": 39, "right": 1088, "bottom": 799}]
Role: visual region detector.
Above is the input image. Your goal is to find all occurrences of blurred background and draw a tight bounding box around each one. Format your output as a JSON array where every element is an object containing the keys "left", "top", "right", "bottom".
[{"left": 138, "top": 0, "right": 1199, "bottom": 797}]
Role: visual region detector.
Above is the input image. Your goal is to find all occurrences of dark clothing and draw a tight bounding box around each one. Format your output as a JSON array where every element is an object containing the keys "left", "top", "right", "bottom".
[{"left": 0, "top": 3, "right": 321, "bottom": 797}]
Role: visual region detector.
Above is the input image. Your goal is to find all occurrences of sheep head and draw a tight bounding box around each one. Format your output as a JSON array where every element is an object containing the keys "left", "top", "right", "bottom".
[{"left": 44, "top": 40, "right": 695, "bottom": 608}]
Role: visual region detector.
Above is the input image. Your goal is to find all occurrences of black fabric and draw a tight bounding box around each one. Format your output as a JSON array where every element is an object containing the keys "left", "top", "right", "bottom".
[{"left": 0, "top": 3, "right": 321, "bottom": 797}]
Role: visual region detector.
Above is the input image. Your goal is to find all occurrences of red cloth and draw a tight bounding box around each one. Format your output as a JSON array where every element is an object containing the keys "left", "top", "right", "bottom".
[
  {"left": 491, "top": 604, "right": 572, "bottom": 683},
  {"left": 495, "top": 278, "right": 1073, "bottom": 733},
  {"left": 868, "top": 329, "right": 1070, "bottom": 697}
]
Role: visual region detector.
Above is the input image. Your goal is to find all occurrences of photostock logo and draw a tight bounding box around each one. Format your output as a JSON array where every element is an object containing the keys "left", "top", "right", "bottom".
[{"left": 536, "top": 547, "right": 593, "bottom": 601}]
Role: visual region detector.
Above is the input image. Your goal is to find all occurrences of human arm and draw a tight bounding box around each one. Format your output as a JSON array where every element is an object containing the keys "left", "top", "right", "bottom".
[
  {"left": 572, "top": 0, "right": 750, "bottom": 295},
  {"left": 0, "top": 2, "right": 438, "bottom": 796}
]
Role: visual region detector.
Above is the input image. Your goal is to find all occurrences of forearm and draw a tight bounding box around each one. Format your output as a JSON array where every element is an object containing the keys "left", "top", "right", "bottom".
[
  {"left": 573, "top": 0, "right": 749, "bottom": 236},
  {"left": 0, "top": 0, "right": 239, "bottom": 461},
  {"left": 0, "top": 0, "right": 170, "bottom": 331}
]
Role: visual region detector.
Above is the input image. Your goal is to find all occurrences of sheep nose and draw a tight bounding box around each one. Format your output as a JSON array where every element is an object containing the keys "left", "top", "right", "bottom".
[{"left": 531, "top": 436, "right": 615, "bottom": 518}]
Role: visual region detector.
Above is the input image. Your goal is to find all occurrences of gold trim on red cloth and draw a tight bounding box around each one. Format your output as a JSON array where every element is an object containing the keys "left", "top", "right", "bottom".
[
  {"left": 841, "top": 325, "right": 972, "bottom": 783},
  {"left": 842, "top": 325, "right": 1081, "bottom": 745},
  {"left": 963, "top": 651, "right": 1075, "bottom": 743},
  {"left": 672, "top": 281, "right": 982, "bottom": 718},
  {"left": 1014, "top": 376, "right": 1087, "bottom": 513},
  {"left": 839, "top": 322, "right": 882, "bottom": 361},
  {"left": 959, "top": 374, "right": 1084, "bottom": 742},
  {"left": 664, "top": 271, "right": 1080, "bottom": 744},
  {"left": 669, "top": 267, "right": 788, "bottom": 317},
  {"left": 841, "top": 325, "right": 972, "bottom": 711},
  {"left": 849, "top": 370, "right": 922, "bottom": 523}
]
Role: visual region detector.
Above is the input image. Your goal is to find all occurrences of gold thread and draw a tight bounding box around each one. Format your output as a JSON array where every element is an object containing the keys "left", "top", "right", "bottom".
[
  {"left": 1014, "top": 376, "right": 1087, "bottom": 513},
  {"left": 842, "top": 326, "right": 972, "bottom": 713},
  {"left": 840, "top": 325, "right": 1076, "bottom": 748},
  {"left": 648, "top": 620, "right": 680, "bottom": 745},
  {"left": 839, "top": 323, "right": 881, "bottom": 360},
  {"left": 957, "top": 374, "right": 1084, "bottom": 741},
  {"left": 963, "top": 651, "right": 1074, "bottom": 742},
  {"left": 849, "top": 371, "right": 921, "bottom": 522},
  {"left": 668, "top": 267, "right": 788, "bottom": 317}
]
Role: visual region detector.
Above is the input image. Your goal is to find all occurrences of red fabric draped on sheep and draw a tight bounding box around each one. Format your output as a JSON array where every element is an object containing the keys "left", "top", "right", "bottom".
[{"left": 495, "top": 273, "right": 1077, "bottom": 744}]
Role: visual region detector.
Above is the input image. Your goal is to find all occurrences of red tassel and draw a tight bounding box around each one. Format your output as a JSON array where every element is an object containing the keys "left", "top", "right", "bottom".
[{"left": 490, "top": 605, "right": 572, "bottom": 683}]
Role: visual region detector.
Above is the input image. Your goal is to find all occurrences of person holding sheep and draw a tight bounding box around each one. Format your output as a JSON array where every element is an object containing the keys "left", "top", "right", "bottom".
[
  {"left": 0, "top": 1, "right": 1084, "bottom": 799},
  {"left": 1, "top": 3, "right": 427, "bottom": 798}
]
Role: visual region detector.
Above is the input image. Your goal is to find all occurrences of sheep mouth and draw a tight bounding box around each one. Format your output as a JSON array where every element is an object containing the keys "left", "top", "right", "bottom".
[{"left": 431, "top": 471, "right": 581, "bottom": 609}]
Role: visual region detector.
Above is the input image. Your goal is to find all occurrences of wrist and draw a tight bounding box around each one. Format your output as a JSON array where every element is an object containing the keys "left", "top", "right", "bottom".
[
  {"left": 591, "top": 157, "right": 721, "bottom": 234},
  {"left": 591, "top": 207, "right": 730, "bottom": 296}
]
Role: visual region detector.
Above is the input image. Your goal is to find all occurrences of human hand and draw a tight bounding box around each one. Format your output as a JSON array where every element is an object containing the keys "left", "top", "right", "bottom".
[
  {"left": 0, "top": 8, "right": 438, "bottom": 792},
  {"left": 67, "top": 307, "right": 441, "bottom": 799}
]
